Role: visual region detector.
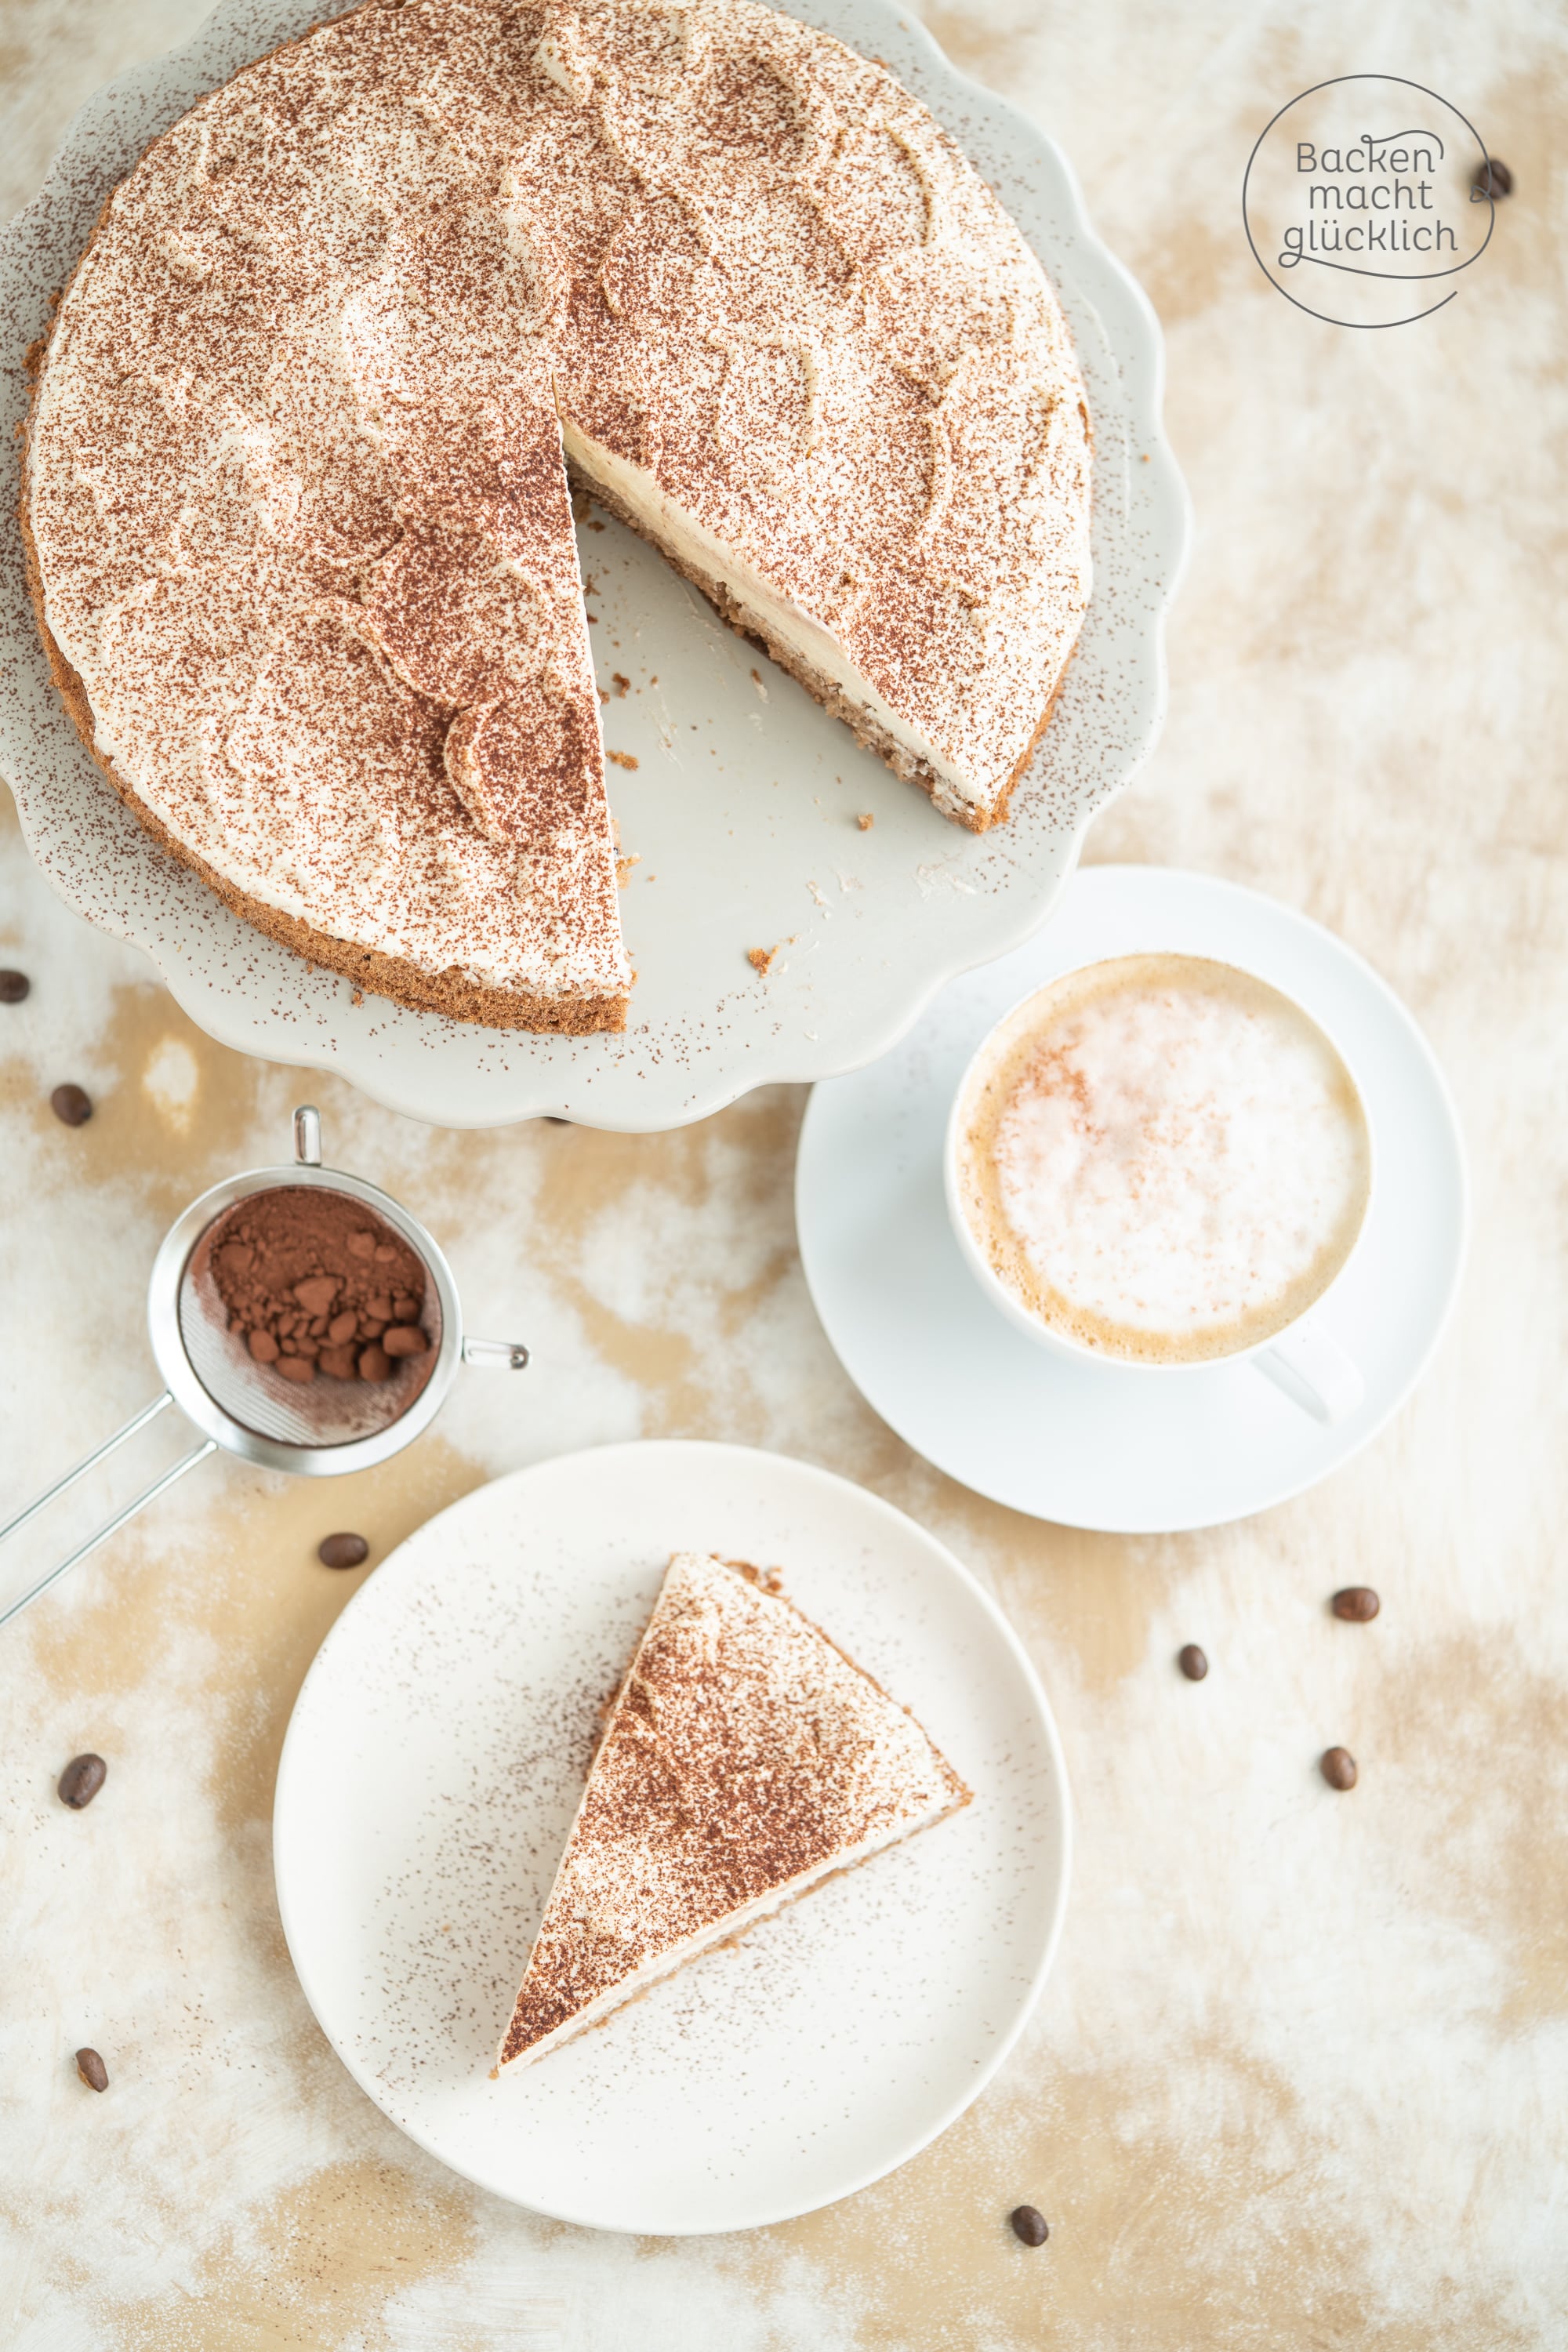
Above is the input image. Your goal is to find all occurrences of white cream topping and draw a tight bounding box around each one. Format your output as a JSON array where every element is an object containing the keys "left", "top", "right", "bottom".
[{"left": 28, "top": 0, "right": 1092, "bottom": 1014}]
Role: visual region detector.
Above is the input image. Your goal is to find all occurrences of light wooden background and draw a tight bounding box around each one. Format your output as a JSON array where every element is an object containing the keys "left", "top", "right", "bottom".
[{"left": 2, "top": 2, "right": 1564, "bottom": 2345}]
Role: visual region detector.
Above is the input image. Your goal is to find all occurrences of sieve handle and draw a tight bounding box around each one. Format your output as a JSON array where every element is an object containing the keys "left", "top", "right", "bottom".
[
  {"left": 463, "top": 1337, "right": 531, "bottom": 1371},
  {"left": 0, "top": 1433, "right": 218, "bottom": 1631},
  {"left": 0, "top": 1392, "right": 175, "bottom": 1552}
]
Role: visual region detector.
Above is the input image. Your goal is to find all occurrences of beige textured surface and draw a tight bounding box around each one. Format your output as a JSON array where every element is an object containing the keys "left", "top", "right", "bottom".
[{"left": 2, "top": 1, "right": 1564, "bottom": 2345}]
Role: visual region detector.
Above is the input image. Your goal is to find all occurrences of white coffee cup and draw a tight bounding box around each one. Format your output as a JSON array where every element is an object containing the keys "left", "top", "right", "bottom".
[{"left": 943, "top": 953, "right": 1373, "bottom": 1424}]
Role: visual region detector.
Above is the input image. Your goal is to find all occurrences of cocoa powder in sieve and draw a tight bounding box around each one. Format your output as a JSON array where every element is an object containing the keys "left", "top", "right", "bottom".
[{"left": 205, "top": 1189, "right": 429, "bottom": 1386}]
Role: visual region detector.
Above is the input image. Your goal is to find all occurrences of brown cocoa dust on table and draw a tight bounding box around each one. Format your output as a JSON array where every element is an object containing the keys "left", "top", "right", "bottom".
[{"left": 206, "top": 1189, "right": 428, "bottom": 1387}]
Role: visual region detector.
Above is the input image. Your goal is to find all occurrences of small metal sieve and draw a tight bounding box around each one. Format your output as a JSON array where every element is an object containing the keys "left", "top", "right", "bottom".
[{"left": 0, "top": 1107, "right": 528, "bottom": 1627}]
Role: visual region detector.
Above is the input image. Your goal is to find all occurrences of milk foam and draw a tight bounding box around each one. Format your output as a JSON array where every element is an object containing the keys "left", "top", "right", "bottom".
[{"left": 960, "top": 959, "right": 1370, "bottom": 1362}]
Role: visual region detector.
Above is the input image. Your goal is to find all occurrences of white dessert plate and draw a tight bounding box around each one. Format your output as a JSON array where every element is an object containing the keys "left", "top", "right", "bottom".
[
  {"left": 795, "top": 866, "right": 1469, "bottom": 1532},
  {"left": 0, "top": 0, "right": 1187, "bottom": 1131},
  {"left": 272, "top": 1441, "right": 1071, "bottom": 2234}
]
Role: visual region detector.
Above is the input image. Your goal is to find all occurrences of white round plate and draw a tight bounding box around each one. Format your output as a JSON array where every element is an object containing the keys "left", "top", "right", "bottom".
[
  {"left": 795, "top": 866, "right": 1469, "bottom": 1533},
  {"left": 0, "top": 0, "right": 1187, "bottom": 1131},
  {"left": 272, "top": 1442, "right": 1071, "bottom": 2234}
]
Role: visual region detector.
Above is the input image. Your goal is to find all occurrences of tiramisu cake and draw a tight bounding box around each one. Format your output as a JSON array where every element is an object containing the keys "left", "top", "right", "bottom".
[
  {"left": 495, "top": 1552, "right": 969, "bottom": 2070},
  {"left": 24, "top": 0, "right": 1092, "bottom": 1031}
]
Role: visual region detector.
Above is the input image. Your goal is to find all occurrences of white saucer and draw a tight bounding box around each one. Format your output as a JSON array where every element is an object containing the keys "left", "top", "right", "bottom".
[
  {"left": 0, "top": 0, "right": 1187, "bottom": 1131},
  {"left": 795, "top": 866, "right": 1469, "bottom": 1533},
  {"left": 272, "top": 1442, "right": 1070, "bottom": 2235}
]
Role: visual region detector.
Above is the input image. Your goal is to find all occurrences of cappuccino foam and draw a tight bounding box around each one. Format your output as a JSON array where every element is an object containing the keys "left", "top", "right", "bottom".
[{"left": 956, "top": 956, "right": 1370, "bottom": 1363}]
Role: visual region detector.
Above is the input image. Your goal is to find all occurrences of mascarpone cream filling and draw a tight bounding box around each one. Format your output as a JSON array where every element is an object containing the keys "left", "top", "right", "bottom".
[{"left": 563, "top": 419, "right": 989, "bottom": 812}]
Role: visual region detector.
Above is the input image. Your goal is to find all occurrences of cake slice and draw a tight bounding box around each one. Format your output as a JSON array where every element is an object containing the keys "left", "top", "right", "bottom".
[{"left": 495, "top": 1552, "right": 969, "bottom": 2071}]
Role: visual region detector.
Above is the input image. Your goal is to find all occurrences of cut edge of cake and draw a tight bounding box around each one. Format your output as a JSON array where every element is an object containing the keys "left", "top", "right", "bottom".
[
  {"left": 494, "top": 1552, "right": 971, "bottom": 2074},
  {"left": 561, "top": 423, "right": 1073, "bottom": 836}
]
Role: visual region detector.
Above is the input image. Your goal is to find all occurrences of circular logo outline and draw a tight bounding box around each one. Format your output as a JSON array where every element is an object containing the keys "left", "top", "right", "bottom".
[{"left": 1243, "top": 74, "right": 1495, "bottom": 329}]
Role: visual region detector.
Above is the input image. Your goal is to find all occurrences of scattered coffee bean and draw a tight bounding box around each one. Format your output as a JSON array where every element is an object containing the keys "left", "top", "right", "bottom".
[
  {"left": 1178, "top": 1644, "right": 1208, "bottom": 1682},
  {"left": 58, "top": 1753, "right": 107, "bottom": 1809},
  {"left": 358, "top": 1343, "right": 392, "bottom": 1382},
  {"left": 1473, "top": 157, "right": 1513, "bottom": 199},
  {"left": 75, "top": 2048, "right": 109, "bottom": 2092},
  {"left": 383, "top": 1324, "right": 428, "bottom": 1358},
  {"left": 318, "top": 1532, "right": 368, "bottom": 1570},
  {"left": 1320, "top": 1746, "right": 1358, "bottom": 1791},
  {"left": 1332, "top": 1586, "right": 1380, "bottom": 1622},
  {"left": 1010, "top": 2205, "right": 1049, "bottom": 2246},
  {"left": 50, "top": 1083, "right": 92, "bottom": 1127},
  {"left": 0, "top": 968, "right": 30, "bottom": 1003}
]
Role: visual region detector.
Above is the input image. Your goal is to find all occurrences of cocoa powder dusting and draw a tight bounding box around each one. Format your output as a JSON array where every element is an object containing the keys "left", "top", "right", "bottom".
[{"left": 205, "top": 1189, "right": 428, "bottom": 1388}]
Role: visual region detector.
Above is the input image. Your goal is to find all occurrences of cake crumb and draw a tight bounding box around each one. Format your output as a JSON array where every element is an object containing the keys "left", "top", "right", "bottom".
[
  {"left": 607, "top": 750, "right": 639, "bottom": 770},
  {"left": 857, "top": 811, "right": 874, "bottom": 830},
  {"left": 750, "top": 667, "right": 769, "bottom": 701},
  {"left": 350, "top": 988, "right": 364, "bottom": 1006},
  {"left": 746, "top": 945, "right": 778, "bottom": 975},
  {"left": 615, "top": 853, "right": 642, "bottom": 886},
  {"left": 612, "top": 673, "right": 630, "bottom": 697},
  {"left": 729, "top": 1558, "right": 785, "bottom": 1593}
]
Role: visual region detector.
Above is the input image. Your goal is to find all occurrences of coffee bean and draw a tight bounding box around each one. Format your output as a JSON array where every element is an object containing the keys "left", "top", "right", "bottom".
[
  {"left": 1473, "top": 156, "right": 1513, "bottom": 198},
  {"left": 318, "top": 1532, "right": 368, "bottom": 1569},
  {"left": 0, "top": 968, "right": 30, "bottom": 1003},
  {"left": 75, "top": 2047, "right": 110, "bottom": 2092},
  {"left": 1332, "top": 1587, "right": 1380, "bottom": 1622},
  {"left": 383, "top": 1324, "right": 428, "bottom": 1358},
  {"left": 358, "top": 1343, "right": 392, "bottom": 1382},
  {"left": 1178, "top": 1644, "right": 1208, "bottom": 1682},
  {"left": 1320, "top": 1746, "right": 1358, "bottom": 1791},
  {"left": 50, "top": 1083, "right": 92, "bottom": 1127},
  {"left": 58, "top": 1753, "right": 107, "bottom": 1809},
  {"left": 1010, "top": 2205, "right": 1049, "bottom": 2246}
]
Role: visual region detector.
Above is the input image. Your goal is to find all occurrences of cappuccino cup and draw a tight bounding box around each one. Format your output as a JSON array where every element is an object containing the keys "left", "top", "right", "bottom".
[{"left": 944, "top": 953, "right": 1373, "bottom": 1422}]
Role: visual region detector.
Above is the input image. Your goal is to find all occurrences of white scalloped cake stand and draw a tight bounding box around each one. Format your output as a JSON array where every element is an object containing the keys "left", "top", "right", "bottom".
[{"left": 0, "top": 0, "right": 1189, "bottom": 1130}]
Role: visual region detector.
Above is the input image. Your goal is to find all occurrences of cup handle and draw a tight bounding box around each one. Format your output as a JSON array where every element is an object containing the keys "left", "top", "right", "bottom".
[{"left": 1251, "top": 1316, "right": 1364, "bottom": 1425}]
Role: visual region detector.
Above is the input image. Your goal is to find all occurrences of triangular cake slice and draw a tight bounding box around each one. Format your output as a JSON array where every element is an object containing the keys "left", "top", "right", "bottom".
[{"left": 495, "top": 1552, "right": 970, "bottom": 2071}]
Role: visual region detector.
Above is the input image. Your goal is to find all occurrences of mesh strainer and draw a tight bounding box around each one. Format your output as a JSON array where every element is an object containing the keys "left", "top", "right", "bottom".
[{"left": 0, "top": 1107, "right": 528, "bottom": 1627}]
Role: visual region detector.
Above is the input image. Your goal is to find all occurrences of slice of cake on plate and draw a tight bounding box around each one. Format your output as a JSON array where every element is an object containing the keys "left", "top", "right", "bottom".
[{"left": 495, "top": 1551, "right": 969, "bottom": 2071}]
